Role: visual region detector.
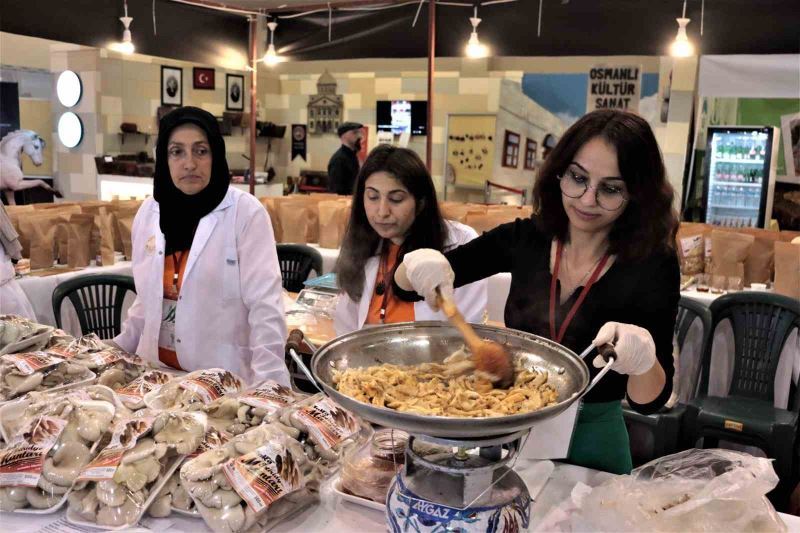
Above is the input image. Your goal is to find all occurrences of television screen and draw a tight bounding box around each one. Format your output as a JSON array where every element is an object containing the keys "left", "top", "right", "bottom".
[{"left": 376, "top": 100, "right": 427, "bottom": 136}]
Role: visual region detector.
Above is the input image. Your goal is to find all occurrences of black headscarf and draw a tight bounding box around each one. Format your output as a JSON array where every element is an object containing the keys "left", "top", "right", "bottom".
[{"left": 153, "top": 106, "right": 230, "bottom": 255}]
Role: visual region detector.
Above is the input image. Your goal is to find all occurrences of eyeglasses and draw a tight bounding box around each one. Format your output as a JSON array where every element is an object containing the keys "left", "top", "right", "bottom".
[{"left": 557, "top": 169, "right": 628, "bottom": 211}]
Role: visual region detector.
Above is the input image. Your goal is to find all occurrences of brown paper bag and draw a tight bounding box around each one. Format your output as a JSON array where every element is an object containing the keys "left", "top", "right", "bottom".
[
  {"left": 779, "top": 231, "right": 800, "bottom": 243},
  {"left": 676, "top": 223, "right": 709, "bottom": 275},
  {"left": 774, "top": 242, "right": 800, "bottom": 299},
  {"left": 95, "top": 208, "right": 116, "bottom": 266},
  {"left": 259, "top": 197, "right": 283, "bottom": 243},
  {"left": 19, "top": 214, "right": 59, "bottom": 269},
  {"left": 710, "top": 230, "right": 754, "bottom": 278},
  {"left": 318, "top": 199, "right": 351, "bottom": 249},
  {"left": 464, "top": 206, "right": 518, "bottom": 234},
  {"left": 278, "top": 201, "right": 311, "bottom": 244},
  {"left": 116, "top": 215, "right": 135, "bottom": 260},
  {"left": 7, "top": 205, "right": 36, "bottom": 255},
  {"left": 67, "top": 213, "right": 94, "bottom": 268},
  {"left": 110, "top": 205, "right": 140, "bottom": 253}
]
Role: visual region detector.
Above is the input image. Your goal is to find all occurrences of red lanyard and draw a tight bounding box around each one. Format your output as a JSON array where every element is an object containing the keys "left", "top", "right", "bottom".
[
  {"left": 376, "top": 244, "right": 395, "bottom": 323},
  {"left": 549, "top": 240, "right": 610, "bottom": 344},
  {"left": 171, "top": 251, "right": 187, "bottom": 294}
]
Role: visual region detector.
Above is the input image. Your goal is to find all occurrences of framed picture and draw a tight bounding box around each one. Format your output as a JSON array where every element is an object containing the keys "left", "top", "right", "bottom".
[
  {"left": 161, "top": 66, "right": 182, "bottom": 106},
  {"left": 226, "top": 74, "right": 245, "bottom": 111},
  {"left": 502, "top": 130, "right": 520, "bottom": 168},
  {"left": 780, "top": 112, "right": 800, "bottom": 179},
  {"left": 193, "top": 67, "right": 215, "bottom": 90}
]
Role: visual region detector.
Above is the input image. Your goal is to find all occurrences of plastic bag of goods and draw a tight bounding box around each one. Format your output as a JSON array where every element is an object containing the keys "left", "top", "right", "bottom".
[
  {"left": 201, "top": 379, "right": 308, "bottom": 435},
  {"left": 0, "top": 351, "right": 95, "bottom": 402},
  {"left": 0, "top": 315, "right": 54, "bottom": 355},
  {"left": 47, "top": 333, "right": 150, "bottom": 390},
  {"left": 113, "top": 369, "right": 173, "bottom": 411},
  {"left": 269, "top": 393, "right": 372, "bottom": 477},
  {"left": 67, "top": 411, "right": 206, "bottom": 529},
  {"left": 150, "top": 426, "right": 232, "bottom": 518},
  {"left": 0, "top": 389, "right": 116, "bottom": 513},
  {"left": 572, "top": 448, "right": 786, "bottom": 532},
  {"left": 144, "top": 368, "right": 245, "bottom": 411},
  {"left": 180, "top": 424, "right": 323, "bottom": 533}
]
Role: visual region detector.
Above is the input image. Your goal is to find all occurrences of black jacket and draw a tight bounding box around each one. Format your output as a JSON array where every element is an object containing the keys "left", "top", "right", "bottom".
[{"left": 327, "top": 145, "right": 359, "bottom": 195}]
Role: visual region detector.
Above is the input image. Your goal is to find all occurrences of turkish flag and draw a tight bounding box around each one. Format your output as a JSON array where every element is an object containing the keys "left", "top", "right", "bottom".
[{"left": 193, "top": 67, "right": 215, "bottom": 90}]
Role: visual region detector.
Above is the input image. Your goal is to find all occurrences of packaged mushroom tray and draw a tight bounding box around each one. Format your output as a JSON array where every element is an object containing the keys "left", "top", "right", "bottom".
[
  {"left": 0, "top": 388, "right": 116, "bottom": 513},
  {"left": 144, "top": 368, "right": 246, "bottom": 412},
  {"left": 0, "top": 315, "right": 54, "bottom": 356},
  {"left": 47, "top": 334, "right": 152, "bottom": 390},
  {"left": 179, "top": 424, "right": 324, "bottom": 533},
  {"left": 66, "top": 410, "right": 207, "bottom": 529},
  {"left": 200, "top": 379, "right": 309, "bottom": 435},
  {"left": 0, "top": 351, "right": 95, "bottom": 403}
]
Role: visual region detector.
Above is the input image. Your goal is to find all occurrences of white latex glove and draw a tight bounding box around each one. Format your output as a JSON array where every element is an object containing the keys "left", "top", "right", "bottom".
[
  {"left": 400, "top": 248, "right": 455, "bottom": 311},
  {"left": 592, "top": 322, "right": 656, "bottom": 376}
]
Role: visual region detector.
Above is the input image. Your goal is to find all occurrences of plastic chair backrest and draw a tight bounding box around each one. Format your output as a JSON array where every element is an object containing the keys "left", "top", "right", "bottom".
[
  {"left": 51, "top": 274, "right": 136, "bottom": 339},
  {"left": 702, "top": 292, "right": 800, "bottom": 404},
  {"left": 276, "top": 244, "right": 324, "bottom": 293},
  {"left": 675, "top": 296, "right": 713, "bottom": 401}
]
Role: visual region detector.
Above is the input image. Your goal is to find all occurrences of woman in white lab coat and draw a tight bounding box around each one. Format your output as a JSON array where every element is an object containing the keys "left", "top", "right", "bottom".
[
  {"left": 113, "top": 107, "right": 288, "bottom": 385},
  {"left": 0, "top": 204, "right": 36, "bottom": 319},
  {"left": 334, "top": 145, "right": 487, "bottom": 334}
]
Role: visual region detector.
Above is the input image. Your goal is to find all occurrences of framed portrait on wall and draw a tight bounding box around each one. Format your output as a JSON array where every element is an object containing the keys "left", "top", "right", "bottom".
[
  {"left": 226, "top": 74, "right": 245, "bottom": 111},
  {"left": 161, "top": 66, "right": 182, "bottom": 106}
]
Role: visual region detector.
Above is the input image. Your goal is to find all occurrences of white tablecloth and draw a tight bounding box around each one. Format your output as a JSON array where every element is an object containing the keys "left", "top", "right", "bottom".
[
  {"left": 3, "top": 461, "right": 796, "bottom": 532},
  {"left": 16, "top": 262, "right": 134, "bottom": 336}
]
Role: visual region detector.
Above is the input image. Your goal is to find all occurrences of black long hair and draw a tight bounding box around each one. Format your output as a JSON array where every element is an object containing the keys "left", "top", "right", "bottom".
[
  {"left": 532, "top": 109, "right": 678, "bottom": 262},
  {"left": 335, "top": 145, "right": 447, "bottom": 300},
  {"left": 153, "top": 106, "right": 230, "bottom": 254}
]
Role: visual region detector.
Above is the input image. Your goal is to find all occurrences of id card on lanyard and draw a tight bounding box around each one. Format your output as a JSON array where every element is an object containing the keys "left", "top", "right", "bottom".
[
  {"left": 521, "top": 240, "right": 610, "bottom": 460},
  {"left": 159, "top": 251, "right": 187, "bottom": 353}
]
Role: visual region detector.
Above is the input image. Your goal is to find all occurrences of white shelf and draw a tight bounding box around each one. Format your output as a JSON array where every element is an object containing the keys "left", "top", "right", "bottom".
[{"left": 712, "top": 158, "right": 764, "bottom": 164}]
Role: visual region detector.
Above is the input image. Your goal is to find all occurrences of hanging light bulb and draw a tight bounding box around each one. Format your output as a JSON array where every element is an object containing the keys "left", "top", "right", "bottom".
[
  {"left": 112, "top": 0, "right": 135, "bottom": 54},
  {"left": 262, "top": 21, "right": 283, "bottom": 66},
  {"left": 465, "top": 7, "right": 489, "bottom": 59},
  {"left": 670, "top": 1, "right": 694, "bottom": 57}
]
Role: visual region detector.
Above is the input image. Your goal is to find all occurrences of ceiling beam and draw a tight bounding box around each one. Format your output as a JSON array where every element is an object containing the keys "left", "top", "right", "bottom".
[{"left": 168, "top": 0, "right": 414, "bottom": 16}]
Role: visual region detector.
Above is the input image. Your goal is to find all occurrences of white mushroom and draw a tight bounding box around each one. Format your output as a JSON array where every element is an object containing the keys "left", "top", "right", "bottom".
[
  {"left": 205, "top": 488, "right": 243, "bottom": 509},
  {"left": 97, "top": 368, "right": 126, "bottom": 388},
  {"left": 172, "top": 483, "right": 194, "bottom": 511},
  {"left": 96, "top": 498, "right": 139, "bottom": 527},
  {"left": 197, "top": 501, "right": 246, "bottom": 533},
  {"left": 120, "top": 438, "right": 157, "bottom": 465},
  {"left": 79, "top": 489, "right": 100, "bottom": 519},
  {"left": 182, "top": 479, "right": 216, "bottom": 503},
  {"left": 237, "top": 405, "right": 250, "bottom": 423},
  {"left": 0, "top": 487, "right": 29, "bottom": 511},
  {"left": 114, "top": 464, "right": 148, "bottom": 492},
  {"left": 75, "top": 400, "right": 115, "bottom": 442},
  {"left": 5, "top": 372, "right": 44, "bottom": 396},
  {"left": 25, "top": 487, "right": 61, "bottom": 509},
  {"left": 213, "top": 471, "right": 231, "bottom": 491},
  {"left": 153, "top": 413, "right": 205, "bottom": 455},
  {"left": 96, "top": 479, "right": 127, "bottom": 507},
  {"left": 131, "top": 455, "right": 162, "bottom": 484},
  {"left": 148, "top": 493, "right": 172, "bottom": 518},
  {"left": 182, "top": 448, "right": 228, "bottom": 481},
  {"left": 42, "top": 441, "right": 92, "bottom": 486},
  {"left": 37, "top": 474, "right": 70, "bottom": 495}
]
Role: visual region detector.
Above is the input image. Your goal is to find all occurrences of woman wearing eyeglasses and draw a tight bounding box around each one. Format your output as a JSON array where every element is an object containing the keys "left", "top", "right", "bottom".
[{"left": 397, "top": 109, "right": 680, "bottom": 474}]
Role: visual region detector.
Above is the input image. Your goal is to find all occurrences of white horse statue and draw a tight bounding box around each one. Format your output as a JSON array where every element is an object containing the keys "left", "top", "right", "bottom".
[{"left": 0, "top": 130, "right": 60, "bottom": 205}]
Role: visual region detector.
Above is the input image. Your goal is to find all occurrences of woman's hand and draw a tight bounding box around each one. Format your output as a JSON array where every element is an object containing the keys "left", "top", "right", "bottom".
[
  {"left": 592, "top": 322, "right": 656, "bottom": 375},
  {"left": 397, "top": 249, "right": 455, "bottom": 310}
]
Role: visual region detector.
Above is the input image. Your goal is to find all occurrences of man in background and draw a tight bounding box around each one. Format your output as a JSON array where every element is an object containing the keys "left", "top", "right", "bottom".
[{"left": 327, "top": 122, "right": 363, "bottom": 195}]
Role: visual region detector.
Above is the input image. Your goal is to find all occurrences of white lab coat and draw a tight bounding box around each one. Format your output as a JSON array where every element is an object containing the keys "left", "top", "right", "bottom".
[
  {"left": 0, "top": 247, "right": 35, "bottom": 320},
  {"left": 334, "top": 220, "right": 488, "bottom": 335},
  {"left": 114, "top": 187, "right": 289, "bottom": 385}
]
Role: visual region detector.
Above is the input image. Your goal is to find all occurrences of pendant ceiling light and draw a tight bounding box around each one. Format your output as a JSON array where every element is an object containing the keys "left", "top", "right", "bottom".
[
  {"left": 262, "top": 21, "right": 283, "bottom": 66},
  {"left": 465, "top": 6, "right": 489, "bottom": 59},
  {"left": 111, "top": 0, "right": 135, "bottom": 54},
  {"left": 670, "top": 0, "right": 694, "bottom": 57}
]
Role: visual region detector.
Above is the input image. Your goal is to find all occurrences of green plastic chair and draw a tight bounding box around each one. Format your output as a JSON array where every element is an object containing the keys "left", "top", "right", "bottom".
[
  {"left": 624, "top": 297, "right": 713, "bottom": 466},
  {"left": 276, "top": 244, "right": 323, "bottom": 293},
  {"left": 52, "top": 274, "right": 137, "bottom": 339},
  {"left": 683, "top": 292, "right": 800, "bottom": 480}
]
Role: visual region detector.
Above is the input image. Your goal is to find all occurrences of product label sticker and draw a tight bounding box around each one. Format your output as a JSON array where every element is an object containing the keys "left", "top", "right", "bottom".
[
  {"left": 0, "top": 416, "right": 67, "bottom": 487},
  {"left": 78, "top": 417, "right": 153, "bottom": 481},
  {"left": 240, "top": 381, "right": 301, "bottom": 413},
  {"left": 222, "top": 442, "right": 304, "bottom": 513},
  {"left": 680, "top": 234, "right": 703, "bottom": 257},
  {"left": 294, "top": 397, "right": 359, "bottom": 450},
  {"left": 2, "top": 352, "right": 64, "bottom": 375},
  {"left": 179, "top": 369, "right": 244, "bottom": 404},
  {"left": 189, "top": 428, "right": 231, "bottom": 459},
  {"left": 115, "top": 370, "right": 172, "bottom": 405}
]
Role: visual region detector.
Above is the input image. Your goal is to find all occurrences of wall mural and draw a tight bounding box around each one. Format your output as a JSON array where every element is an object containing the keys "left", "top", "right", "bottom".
[
  {"left": 446, "top": 114, "right": 497, "bottom": 188},
  {"left": 308, "top": 70, "right": 343, "bottom": 135}
]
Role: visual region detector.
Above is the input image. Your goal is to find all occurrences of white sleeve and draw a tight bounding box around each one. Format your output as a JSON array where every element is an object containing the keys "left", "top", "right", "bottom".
[
  {"left": 237, "top": 199, "right": 290, "bottom": 386},
  {"left": 449, "top": 222, "right": 488, "bottom": 324},
  {"left": 113, "top": 206, "right": 146, "bottom": 350},
  {"left": 334, "top": 290, "right": 360, "bottom": 336}
]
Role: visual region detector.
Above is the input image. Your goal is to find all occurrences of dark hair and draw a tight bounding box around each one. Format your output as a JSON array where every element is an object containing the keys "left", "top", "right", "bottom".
[
  {"left": 336, "top": 145, "right": 447, "bottom": 300},
  {"left": 532, "top": 109, "right": 678, "bottom": 262}
]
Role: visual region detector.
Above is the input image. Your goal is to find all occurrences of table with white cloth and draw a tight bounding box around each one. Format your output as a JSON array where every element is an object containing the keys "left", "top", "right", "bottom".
[
  {"left": 3, "top": 460, "right": 797, "bottom": 532},
  {"left": 15, "top": 262, "right": 134, "bottom": 336}
]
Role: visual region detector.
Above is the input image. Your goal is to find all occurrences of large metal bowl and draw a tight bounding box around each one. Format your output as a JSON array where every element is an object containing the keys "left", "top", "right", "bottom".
[{"left": 310, "top": 321, "right": 590, "bottom": 438}]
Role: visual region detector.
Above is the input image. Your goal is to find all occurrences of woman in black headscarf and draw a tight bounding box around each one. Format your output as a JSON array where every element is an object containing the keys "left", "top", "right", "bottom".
[{"left": 113, "top": 107, "right": 289, "bottom": 385}]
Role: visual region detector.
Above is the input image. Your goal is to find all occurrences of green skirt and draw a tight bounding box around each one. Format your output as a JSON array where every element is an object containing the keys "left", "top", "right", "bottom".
[{"left": 567, "top": 400, "right": 632, "bottom": 475}]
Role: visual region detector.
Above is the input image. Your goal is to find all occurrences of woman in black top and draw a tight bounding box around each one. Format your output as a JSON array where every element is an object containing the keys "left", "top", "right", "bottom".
[{"left": 398, "top": 109, "right": 680, "bottom": 474}]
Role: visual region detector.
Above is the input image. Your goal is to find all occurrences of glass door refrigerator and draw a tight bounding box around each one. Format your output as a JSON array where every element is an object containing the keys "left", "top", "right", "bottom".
[{"left": 702, "top": 126, "right": 780, "bottom": 229}]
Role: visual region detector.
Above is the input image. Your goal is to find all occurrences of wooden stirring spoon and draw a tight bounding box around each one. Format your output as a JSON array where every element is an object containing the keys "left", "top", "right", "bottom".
[{"left": 395, "top": 263, "right": 514, "bottom": 388}]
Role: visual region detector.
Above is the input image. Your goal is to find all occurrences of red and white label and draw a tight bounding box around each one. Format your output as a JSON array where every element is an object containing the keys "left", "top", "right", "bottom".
[
  {"left": 179, "top": 369, "right": 243, "bottom": 404},
  {"left": 189, "top": 428, "right": 231, "bottom": 459},
  {"left": 115, "top": 370, "right": 172, "bottom": 405},
  {"left": 294, "top": 398, "right": 359, "bottom": 451},
  {"left": 222, "top": 442, "right": 304, "bottom": 513},
  {"left": 240, "top": 381, "right": 301, "bottom": 414},
  {"left": 2, "top": 352, "right": 64, "bottom": 375},
  {"left": 78, "top": 417, "right": 153, "bottom": 481},
  {"left": 0, "top": 416, "right": 67, "bottom": 487}
]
